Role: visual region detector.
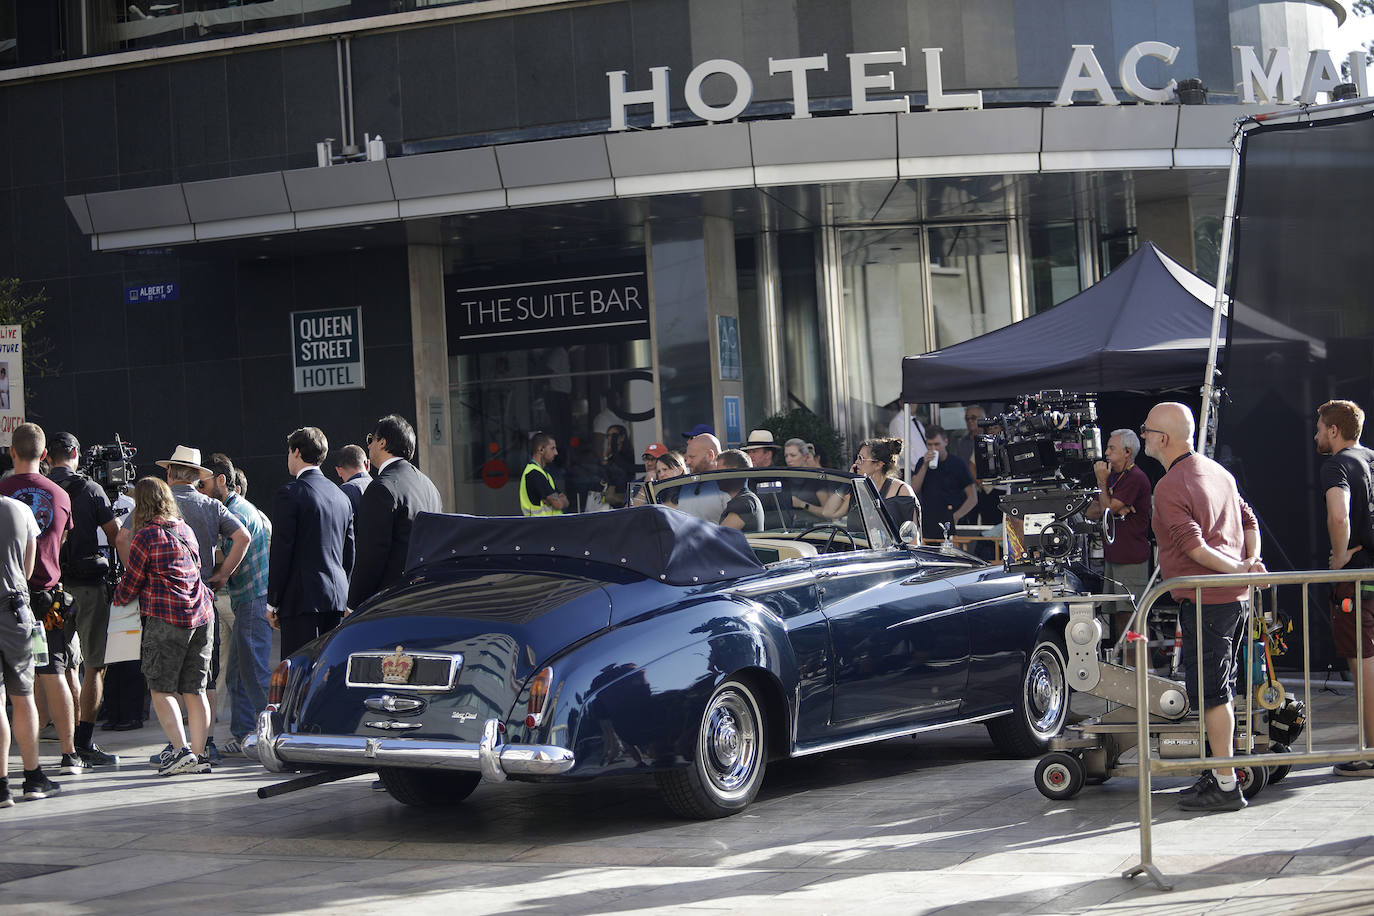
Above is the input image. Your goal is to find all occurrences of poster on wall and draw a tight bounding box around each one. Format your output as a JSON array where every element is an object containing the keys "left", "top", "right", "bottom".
[
  {"left": 717, "top": 315, "right": 741, "bottom": 380},
  {"left": 0, "top": 325, "right": 23, "bottom": 448},
  {"left": 291, "top": 307, "right": 365, "bottom": 393}
]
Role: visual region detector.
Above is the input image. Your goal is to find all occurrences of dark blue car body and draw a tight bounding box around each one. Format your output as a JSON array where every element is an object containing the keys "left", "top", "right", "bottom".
[{"left": 249, "top": 469, "right": 1072, "bottom": 818}]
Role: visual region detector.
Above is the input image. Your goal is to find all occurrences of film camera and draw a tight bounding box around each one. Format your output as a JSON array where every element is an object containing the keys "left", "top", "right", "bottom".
[
  {"left": 79, "top": 434, "right": 137, "bottom": 497},
  {"left": 972, "top": 391, "right": 1103, "bottom": 580}
]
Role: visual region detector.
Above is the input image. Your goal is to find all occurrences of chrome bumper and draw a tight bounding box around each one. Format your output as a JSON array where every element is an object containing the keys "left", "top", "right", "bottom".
[{"left": 243, "top": 710, "right": 575, "bottom": 780}]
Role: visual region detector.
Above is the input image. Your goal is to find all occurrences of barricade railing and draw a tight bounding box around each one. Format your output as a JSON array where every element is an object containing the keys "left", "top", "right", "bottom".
[{"left": 1124, "top": 568, "right": 1373, "bottom": 891}]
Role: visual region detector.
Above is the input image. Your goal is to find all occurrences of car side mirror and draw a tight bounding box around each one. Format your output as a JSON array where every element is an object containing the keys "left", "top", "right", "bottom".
[{"left": 898, "top": 521, "right": 919, "bottom": 545}]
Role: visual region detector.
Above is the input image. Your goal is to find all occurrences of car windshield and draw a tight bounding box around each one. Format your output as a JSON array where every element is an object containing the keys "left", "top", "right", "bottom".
[{"left": 648, "top": 468, "right": 897, "bottom": 555}]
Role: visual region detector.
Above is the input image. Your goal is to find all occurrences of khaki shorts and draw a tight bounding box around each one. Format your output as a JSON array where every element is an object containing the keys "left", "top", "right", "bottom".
[
  {"left": 1331, "top": 581, "right": 1374, "bottom": 660},
  {"left": 71, "top": 581, "right": 109, "bottom": 669},
  {"left": 140, "top": 616, "right": 211, "bottom": 695},
  {"left": 0, "top": 592, "right": 35, "bottom": 698}
]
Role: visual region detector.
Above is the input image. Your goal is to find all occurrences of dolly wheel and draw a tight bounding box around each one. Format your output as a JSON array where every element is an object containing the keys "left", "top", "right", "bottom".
[
  {"left": 1035, "top": 752, "right": 1086, "bottom": 800},
  {"left": 1236, "top": 761, "right": 1269, "bottom": 799},
  {"left": 1267, "top": 742, "right": 1292, "bottom": 784}
]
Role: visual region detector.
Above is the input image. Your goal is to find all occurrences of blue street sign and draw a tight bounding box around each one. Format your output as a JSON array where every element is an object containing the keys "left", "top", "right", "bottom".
[
  {"left": 723, "top": 395, "right": 742, "bottom": 447},
  {"left": 125, "top": 283, "right": 179, "bottom": 304}
]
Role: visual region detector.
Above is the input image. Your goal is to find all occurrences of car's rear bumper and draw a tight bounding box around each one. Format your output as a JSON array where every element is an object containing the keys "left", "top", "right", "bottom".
[{"left": 243, "top": 710, "right": 575, "bottom": 780}]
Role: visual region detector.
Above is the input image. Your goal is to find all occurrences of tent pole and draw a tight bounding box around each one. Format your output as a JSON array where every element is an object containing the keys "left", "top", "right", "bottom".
[
  {"left": 1198, "top": 124, "right": 1245, "bottom": 458},
  {"left": 904, "top": 403, "right": 913, "bottom": 482}
]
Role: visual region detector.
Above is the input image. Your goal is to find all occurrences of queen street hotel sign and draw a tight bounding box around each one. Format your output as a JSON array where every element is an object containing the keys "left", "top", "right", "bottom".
[
  {"left": 607, "top": 42, "right": 1367, "bottom": 130},
  {"left": 292, "top": 307, "right": 365, "bottom": 393}
]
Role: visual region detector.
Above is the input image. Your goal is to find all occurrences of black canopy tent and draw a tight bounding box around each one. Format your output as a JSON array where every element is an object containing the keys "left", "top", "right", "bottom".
[{"left": 900, "top": 241, "right": 1320, "bottom": 404}]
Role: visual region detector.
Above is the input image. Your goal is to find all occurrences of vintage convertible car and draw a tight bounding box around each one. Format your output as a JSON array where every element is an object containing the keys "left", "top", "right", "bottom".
[{"left": 246, "top": 467, "right": 1073, "bottom": 819}]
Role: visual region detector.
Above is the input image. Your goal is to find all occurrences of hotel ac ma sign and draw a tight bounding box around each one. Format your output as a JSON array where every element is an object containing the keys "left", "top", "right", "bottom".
[{"left": 607, "top": 42, "right": 1366, "bottom": 130}]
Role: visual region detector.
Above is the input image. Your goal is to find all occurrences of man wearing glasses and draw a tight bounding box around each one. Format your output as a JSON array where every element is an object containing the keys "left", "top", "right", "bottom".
[
  {"left": 1142, "top": 402, "right": 1263, "bottom": 813},
  {"left": 348, "top": 415, "right": 443, "bottom": 610}
]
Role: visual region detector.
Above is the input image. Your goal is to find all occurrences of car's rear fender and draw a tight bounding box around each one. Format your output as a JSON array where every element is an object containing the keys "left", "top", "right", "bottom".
[{"left": 507, "top": 596, "right": 797, "bottom": 779}]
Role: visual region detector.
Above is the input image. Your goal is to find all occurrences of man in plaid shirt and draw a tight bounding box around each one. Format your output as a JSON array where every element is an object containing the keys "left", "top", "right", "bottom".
[{"left": 204, "top": 454, "right": 272, "bottom": 754}]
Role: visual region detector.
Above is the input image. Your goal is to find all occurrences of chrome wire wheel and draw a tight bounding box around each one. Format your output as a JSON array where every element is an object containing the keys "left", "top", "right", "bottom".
[
  {"left": 697, "top": 685, "right": 762, "bottom": 800},
  {"left": 1025, "top": 643, "right": 1068, "bottom": 738}
]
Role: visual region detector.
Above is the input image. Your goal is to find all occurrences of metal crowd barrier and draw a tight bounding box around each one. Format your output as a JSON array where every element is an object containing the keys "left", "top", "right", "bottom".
[{"left": 1124, "top": 568, "right": 1372, "bottom": 891}]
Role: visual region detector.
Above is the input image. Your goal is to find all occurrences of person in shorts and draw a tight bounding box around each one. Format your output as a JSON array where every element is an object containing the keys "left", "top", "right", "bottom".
[
  {"left": 0, "top": 492, "right": 60, "bottom": 803},
  {"left": 1144, "top": 402, "right": 1263, "bottom": 813},
  {"left": 0, "top": 423, "right": 80, "bottom": 776},
  {"left": 1314, "top": 399, "right": 1374, "bottom": 776},
  {"left": 112, "top": 478, "right": 215, "bottom": 777}
]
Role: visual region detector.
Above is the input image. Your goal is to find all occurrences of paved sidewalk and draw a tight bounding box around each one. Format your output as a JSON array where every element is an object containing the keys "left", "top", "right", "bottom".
[{"left": 1, "top": 684, "right": 1373, "bottom": 914}]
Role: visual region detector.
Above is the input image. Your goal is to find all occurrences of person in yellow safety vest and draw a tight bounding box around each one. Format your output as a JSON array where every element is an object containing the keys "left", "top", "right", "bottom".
[{"left": 521, "top": 432, "right": 569, "bottom": 516}]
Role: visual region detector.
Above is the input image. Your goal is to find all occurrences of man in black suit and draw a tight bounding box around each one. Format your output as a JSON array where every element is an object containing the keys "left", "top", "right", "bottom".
[
  {"left": 348, "top": 414, "right": 443, "bottom": 609},
  {"left": 333, "top": 444, "right": 371, "bottom": 515},
  {"left": 267, "top": 427, "right": 355, "bottom": 658}
]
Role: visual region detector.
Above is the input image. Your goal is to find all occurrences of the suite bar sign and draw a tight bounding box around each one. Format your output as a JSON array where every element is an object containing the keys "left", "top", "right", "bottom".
[{"left": 607, "top": 43, "right": 1366, "bottom": 130}]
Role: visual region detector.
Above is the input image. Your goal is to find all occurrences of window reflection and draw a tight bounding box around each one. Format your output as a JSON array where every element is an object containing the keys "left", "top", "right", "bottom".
[{"left": 928, "top": 224, "right": 1012, "bottom": 350}]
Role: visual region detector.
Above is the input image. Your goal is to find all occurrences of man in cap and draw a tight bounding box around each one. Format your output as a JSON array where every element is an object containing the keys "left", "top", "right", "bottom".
[
  {"left": 46, "top": 432, "right": 122, "bottom": 767},
  {"left": 631, "top": 443, "right": 669, "bottom": 506},
  {"left": 742, "top": 430, "right": 779, "bottom": 469}
]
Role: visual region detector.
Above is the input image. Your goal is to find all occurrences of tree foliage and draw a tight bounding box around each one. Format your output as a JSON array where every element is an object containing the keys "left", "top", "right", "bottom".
[
  {"left": 0, "top": 278, "right": 59, "bottom": 413},
  {"left": 756, "top": 407, "right": 846, "bottom": 470}
]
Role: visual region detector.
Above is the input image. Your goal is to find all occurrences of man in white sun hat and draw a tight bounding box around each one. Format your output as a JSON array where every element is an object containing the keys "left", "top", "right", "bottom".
[
  {"left": 742, "top": 430, "right": 779, "bottom": 469},
  {"left": 117, "top": 445, "right": 249, "bottom": 768}
]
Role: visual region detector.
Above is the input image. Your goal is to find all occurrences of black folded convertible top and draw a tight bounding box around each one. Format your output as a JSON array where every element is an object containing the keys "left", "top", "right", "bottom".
[{"left": 404, "top": 506, "right": 764, "bottom": 586}]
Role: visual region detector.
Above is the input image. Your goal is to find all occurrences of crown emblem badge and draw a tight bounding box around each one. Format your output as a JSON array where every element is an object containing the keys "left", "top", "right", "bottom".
[{"left": 380, "top": 646, "right": 414, "bottom": 685}]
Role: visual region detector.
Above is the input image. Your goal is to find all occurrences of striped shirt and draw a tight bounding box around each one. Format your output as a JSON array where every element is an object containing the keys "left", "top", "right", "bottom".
[{"left": 222, "top": 493, "right": 271, "bottom": 605}]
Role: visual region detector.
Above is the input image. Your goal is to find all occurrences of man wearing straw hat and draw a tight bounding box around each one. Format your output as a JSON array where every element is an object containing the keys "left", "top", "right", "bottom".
[{"left": 117, "top": 445, "right": 249, "bottom": 764}]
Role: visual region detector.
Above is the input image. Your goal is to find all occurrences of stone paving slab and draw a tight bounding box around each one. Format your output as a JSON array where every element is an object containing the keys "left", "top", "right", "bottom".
[{"left": 0, "top": 684, "right": 1372, "bottom": 913}]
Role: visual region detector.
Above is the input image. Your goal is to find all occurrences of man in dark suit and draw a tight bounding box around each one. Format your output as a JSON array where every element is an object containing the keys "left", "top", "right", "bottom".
[
  {"left": 267, "top": 427, "right": 355, "bottom": 658},
  {"left": 348, "top": 414, "right": 443, "bottom": 609},
  {"left": 333, "top": 444, "right": 371, "bottom": 515}
]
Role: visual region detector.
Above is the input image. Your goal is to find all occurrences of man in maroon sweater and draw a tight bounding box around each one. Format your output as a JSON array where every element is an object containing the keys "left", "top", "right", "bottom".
[{"left": 1143, "top": 402, "right": 1263, "bottom": 813}]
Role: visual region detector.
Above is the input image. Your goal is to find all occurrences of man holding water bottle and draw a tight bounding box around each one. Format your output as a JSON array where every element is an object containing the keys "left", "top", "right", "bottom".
[
  {"left": 0, "top": 490, "right": 57, "bottom": 805},
  {"left": 912, "top": 426, "right": 977, "bottom": 542}
]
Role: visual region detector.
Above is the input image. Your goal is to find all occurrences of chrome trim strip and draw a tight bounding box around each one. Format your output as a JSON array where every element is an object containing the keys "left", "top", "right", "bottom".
[
  {"left": 732, "top": 571, "right": 817, "bottom": 596},
  {"left": 791, "top": 710, "right": 1011, "bottom": 758},
  {"left": 887, "top": 606, "right": 965, "bottom": 630},
  {"left": 345, "top": 652, "right": 463, "bottom": 692},
  {"left": 815, "top": 559, "right": 915, "bottom": 580},
  {"left": 255, "top": 716, "right": 575, "bottom": 777}
]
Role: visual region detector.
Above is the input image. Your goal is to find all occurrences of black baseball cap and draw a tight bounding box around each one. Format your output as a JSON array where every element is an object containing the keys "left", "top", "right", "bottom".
[{"left": 50, "top": 432, "right": 80, "bottom": 458}]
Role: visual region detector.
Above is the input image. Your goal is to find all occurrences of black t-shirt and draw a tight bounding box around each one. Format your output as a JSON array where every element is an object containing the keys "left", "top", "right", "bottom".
[
  {"left": 1322, "top": 445, "right": 1374, "bottom": 555},
  {"left": 720, "top": 490, "right": 764, "bottom": 532},
  {"left": 48, "top": 466, "right": 115, "bottom": 566},
  {"left": 524, "top": 465, "right": 555, "bottom": 506}
]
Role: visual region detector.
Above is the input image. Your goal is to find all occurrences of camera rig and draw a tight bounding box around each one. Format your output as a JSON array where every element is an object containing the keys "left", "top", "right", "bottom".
[
  {"left": 79, "top": 434, "right": 137, "bottom": 499},
  {"left": 972, "top": 391, "right": 1103, "bottom": 583}
]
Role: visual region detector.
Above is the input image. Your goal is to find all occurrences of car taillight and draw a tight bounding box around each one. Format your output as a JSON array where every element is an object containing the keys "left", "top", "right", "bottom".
[
  {"left": 267, "top": 660, "right": 291, "bottom": 708},
  {"left": 526, "top": 667, "right": 553, "bottom": 728}
]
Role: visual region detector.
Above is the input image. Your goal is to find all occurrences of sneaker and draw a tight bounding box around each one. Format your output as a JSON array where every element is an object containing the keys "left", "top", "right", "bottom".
[
  {"left": 189, "top": 754, "right": 214, "bottom": 775},
  {"left": 149, "top": 743, "right": 175, "bottom": 769},
  {"left": 220, "top": 738, "right": 245, "bottom": 757},
  {"left": 59, "top": 753, "right": 87, "bottom": 776},
  {"left": 21, "top": 772, "right": 61, "bottom": 800},
  {"left": 157, "top": 746, "right": 198, "bottom": 777},
  {"left": 0, "top": 780, "right": 12, "bottom": 809},
  {"left": 77, "top": 745, "right": 119, "bottom": 767},
  {"left": 38, "top": 725, "right": 57, "bottom": 741},
  {"left": 1178, "top": 780, "right": 1247, "bottom": 812},
  {"left": 1334, "top": 760, "right": 1374, "bottom": 777},
  {"left": 204, "top": 736, "right": 222, "bottom": 763},
  {"left": 1179, "top": 771, "right": 1216, "bottom": 799}
]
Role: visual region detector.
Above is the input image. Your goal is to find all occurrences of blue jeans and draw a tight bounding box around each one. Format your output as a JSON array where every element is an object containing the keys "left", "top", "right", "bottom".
[{"left": 225, "top": 595, "right": 272, "bottom": 741}]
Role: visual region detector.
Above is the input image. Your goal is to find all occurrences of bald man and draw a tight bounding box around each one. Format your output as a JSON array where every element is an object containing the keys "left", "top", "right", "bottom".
[
  {"left": 676, "top": 434, "right": 729, "bottom": 523},
  {"left": 1143, "top": 401, "right": 1263, "bottom": 813}
]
